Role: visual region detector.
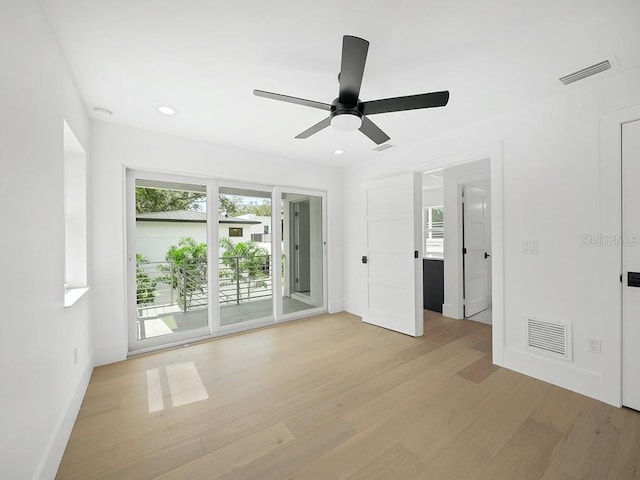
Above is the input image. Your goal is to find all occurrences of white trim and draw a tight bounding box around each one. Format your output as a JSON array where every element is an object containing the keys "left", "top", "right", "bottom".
[
  {"left": 599, "top": 103, "right": 640, "bottom": 406},
  {"left": 504, "top": 347, "right": 600, "bottom": 400},
  {"left": 35, "top": 352, "right": 94, "bottom": 479},
  {"left": 63, "top": 287, "right": 90, "bottom": 308}
]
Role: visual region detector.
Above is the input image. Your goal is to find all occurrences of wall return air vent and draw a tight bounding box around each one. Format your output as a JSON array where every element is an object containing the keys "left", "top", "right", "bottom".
[
  {"left": 559, "top": 60, "right": 612, "bottom": 85},
  {"left": 525, "top": 317, "right": 572, "bottom": 361}
]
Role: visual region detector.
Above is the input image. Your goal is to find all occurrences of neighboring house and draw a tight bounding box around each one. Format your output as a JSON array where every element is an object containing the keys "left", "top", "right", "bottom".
[{"left": 136, "top": 210, "right": 268, "bottom": 261}]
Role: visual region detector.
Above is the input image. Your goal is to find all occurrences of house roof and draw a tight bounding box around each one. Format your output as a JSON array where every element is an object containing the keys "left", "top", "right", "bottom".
[{"left": 136, "top": 210, "right": 261, "bottom": 224}]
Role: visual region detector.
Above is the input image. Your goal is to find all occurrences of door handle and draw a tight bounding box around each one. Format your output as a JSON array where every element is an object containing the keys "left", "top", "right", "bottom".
[
  {"left": 485, "top": 252, "right": 491, "bottom": 259},
  {"left": 362, "top": 256, "right": 368, "bottom": 264},
  {"left": 628, "top": 272, "right": 640, "bottom": 287}
]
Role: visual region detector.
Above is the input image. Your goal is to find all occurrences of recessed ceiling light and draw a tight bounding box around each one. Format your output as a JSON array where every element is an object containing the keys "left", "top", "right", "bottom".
[
  {"left": 157, "top": 105, "right": 177, "bottom": 116},
  {"left": 333, "top": 149, "right": 345, "bottom": 155},
  {"left": 92, "top": 106, "right": 112, "bottom": 116}
]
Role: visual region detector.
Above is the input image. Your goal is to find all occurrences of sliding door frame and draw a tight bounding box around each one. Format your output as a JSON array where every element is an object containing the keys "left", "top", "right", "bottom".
[{"left": 125, "top": 168, "right": 214, "bottom": 353}]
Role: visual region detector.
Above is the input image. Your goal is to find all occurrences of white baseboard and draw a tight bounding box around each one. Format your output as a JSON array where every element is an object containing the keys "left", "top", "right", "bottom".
[
  {"left": 94, "top": 341, "right": 127, "bottom": 367},
  {"left": 328, "top": 300, "right": 344, "bottom": 314},
  {"left": 35, "top": 353, "right": 94, "bottom": 479},
  {"left": 442, "top": 303, "right": 463, "bottom": 319},
  {"left": 503, "top": 347, "right": 603, "bottom": 403},
  {"left": 343, "top": 299, "right": 364, "bottom": 317}
]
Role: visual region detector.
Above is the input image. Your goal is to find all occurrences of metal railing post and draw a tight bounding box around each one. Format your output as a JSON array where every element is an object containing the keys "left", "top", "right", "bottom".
[
  {"left": 182, "top": 260, "right": 187, "bottom": 312},
  {"left": 235, "top": 256, "right": 240, "bottom": 305}
]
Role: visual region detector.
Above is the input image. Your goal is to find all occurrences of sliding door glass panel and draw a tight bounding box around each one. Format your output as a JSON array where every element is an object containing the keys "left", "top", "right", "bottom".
[
  {"left": 218, "top": 186, "right": 273, "bottom": 326},
  {"left": 281, "top": 192, "right": 324, "bottom": 315},
  {"left": 133, "top": 178, "right": 209, "bottom": 344}
]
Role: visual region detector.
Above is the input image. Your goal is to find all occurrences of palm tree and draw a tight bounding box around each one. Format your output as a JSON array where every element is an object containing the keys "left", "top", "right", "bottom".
[{"left": 219, "top": 238, "right": 270, "bottom": 303}]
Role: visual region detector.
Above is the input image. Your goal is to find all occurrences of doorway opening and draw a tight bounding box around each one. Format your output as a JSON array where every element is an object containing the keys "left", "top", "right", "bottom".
[
  {"left": 280, "top": 191, "right": 325, "bottom": 316},
  {"left": 421, "top": 160, "right": 492, "bottom": 325}
]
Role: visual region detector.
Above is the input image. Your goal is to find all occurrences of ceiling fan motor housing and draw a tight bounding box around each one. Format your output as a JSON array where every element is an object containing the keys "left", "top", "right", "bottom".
[{"left": 330, "top": 98, "right": 363, "bottom": 131}]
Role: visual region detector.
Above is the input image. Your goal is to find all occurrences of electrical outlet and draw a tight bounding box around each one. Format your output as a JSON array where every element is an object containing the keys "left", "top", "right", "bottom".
[{"left": 588, "top": 338, "right": 601, "bottom": 354}]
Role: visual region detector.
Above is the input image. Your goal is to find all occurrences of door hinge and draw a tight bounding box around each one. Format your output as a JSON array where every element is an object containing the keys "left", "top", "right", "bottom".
[
  {"left": 463, "top": 247, "right": 467, "bottom": 254},
  {"left": 414, "top": 250, "right": 419, "bottom": 259}
]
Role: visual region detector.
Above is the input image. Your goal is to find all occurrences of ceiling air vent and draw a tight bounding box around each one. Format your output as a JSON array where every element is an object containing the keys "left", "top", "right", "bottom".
[
  {"left": 559, "top": 60, "right": 611, "bottom": 85},
  {"left": 525, "top": 317, "right": 572, "bottom": 361}
]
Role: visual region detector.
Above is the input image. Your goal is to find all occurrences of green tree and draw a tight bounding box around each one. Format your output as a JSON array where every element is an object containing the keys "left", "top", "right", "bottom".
[
  {"left": 219, "top": 195, "right": 242, "bottom": 217},
  {"left": 136, "top": 253, "right": 157, "bottom": 305},
  {"left": 161, "top": 237, "right": 208, "bottom": 310},
  {"left": 219, "top": 195, "right": 272, "bottom": 217},
  {"left": 136, "top": 187, "right": 205, "bottom": 213},
  {"left": 238, "top": 200, "right": 272, "bottom": 216},
  {"left": 219, "top": 238, "right": 270, "bottom": 301}
]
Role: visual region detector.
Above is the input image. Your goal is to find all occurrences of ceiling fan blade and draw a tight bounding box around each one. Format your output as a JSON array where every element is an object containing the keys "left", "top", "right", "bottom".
[
  {"left": 360, "top": 91, "right": 450, "bottom": 115},
  {"left": 338, "top": 36, "right": 369, "bottom": 105},
  {"left": 359, "top": 116, "right": 390, "bottom": 145},
  {"left": 295, "top": 116, "right": 332, "bottom": 139},
  {"left": 254, "top": 89, "right": 332, "bottom": 111}
]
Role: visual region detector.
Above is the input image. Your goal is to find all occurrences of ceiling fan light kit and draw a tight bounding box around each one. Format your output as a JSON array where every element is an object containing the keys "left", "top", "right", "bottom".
[
  {"left": 331, "top": 113, "right": 362, "bottom": 131},
  {"left": 254, "top": 35, "right": 450, "bottom": 145}
]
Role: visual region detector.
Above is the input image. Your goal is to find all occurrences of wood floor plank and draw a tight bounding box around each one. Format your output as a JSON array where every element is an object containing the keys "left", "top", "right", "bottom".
[
  {"left": 606, "top": 408, "right": 640, "bottom": 480},
  {"left": 56, "top": 312, "right": 640, "bottom": 480},
  {"left": 477, "top": 417, "right": 563, "bottom": 480},
  {"left": 546, "top": 405, "right": 620, "bottom": 479},
  {"left": 217, "top": 418, "right": 356, "bottom": 480},
  {"left": 156, "top": 422, "right": 295, "bottom": 480},
  {"left": 456, "top": 353, "right": 499, "bottom": 384},
  {"left": 530, "top": 386, "right": 586, "bottom": 433},
  {"left": 347, "top": 443, "right": 424, "bottom": 480}
]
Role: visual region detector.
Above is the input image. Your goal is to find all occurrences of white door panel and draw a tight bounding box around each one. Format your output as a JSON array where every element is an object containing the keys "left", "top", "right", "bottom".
[
  {"left": 363, "top": 173, "right": 422, "bottom": 337},
  {"left": 622, "top": 119, "right": 640, "bottom": 411},
  {"left": 463, "top": 185, "right": 488, "bottom": 317}
]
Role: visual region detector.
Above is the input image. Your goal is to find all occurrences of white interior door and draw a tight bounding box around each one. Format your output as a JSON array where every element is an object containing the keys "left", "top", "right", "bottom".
[
  {"left": 463, "top": 185, "right": 488, "bottom": 317},
  {"left": 622, "top": 119, "right": 640, "bottom": 411},
  {"left": 363, "top": 173, "right": 422, "bottom": 337}
]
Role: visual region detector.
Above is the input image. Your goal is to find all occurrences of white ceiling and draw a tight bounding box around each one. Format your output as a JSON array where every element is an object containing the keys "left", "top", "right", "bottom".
[{"left": 39, "top": 0, "right": 640, "bottom": 167}]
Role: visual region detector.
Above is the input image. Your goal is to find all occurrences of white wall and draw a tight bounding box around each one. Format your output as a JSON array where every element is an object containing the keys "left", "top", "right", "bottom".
[
  {"left": 90, "top": 121, "right": 344, "bottom": 365},
  {"left": 0, "top": 1, "right": 92, "bottom": 478},
  {"left": 344, "top": 66, "right": 640, "bottom": 404},
  {"left": 422, "top": 187, "right": 443, "bottom": 208}
]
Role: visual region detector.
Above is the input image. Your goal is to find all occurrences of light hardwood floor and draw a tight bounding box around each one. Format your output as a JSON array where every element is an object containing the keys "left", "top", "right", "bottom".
[{"left": 57, "top": 311, "right": 640, "bottom": 479}]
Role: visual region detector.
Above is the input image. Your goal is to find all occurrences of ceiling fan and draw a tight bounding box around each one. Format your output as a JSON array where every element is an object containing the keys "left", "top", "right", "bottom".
[{"left": 253, "top": 35, "right": 450, "bottom": 145}]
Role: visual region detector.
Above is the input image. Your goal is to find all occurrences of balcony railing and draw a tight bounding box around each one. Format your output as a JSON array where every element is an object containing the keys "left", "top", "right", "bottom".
[{"left": 136, "top": 255, "right": 272, "bottom": 313}]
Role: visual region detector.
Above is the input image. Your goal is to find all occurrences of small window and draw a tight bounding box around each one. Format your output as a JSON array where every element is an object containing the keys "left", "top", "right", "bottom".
[
  {"left": 229, "top": 227, "right": 243, "bottom": 237},
  {"left": 263, "top": 225, "right": 269, "bottom": 234},
  {"left": 423, "top": 206, "right": 444, "bottom": 258},
  {"left": 63, "top": 120, "right": 88, "bottom": 306},
  {"left": 251, "top": 233, "right": 263, "bottom": 242}
]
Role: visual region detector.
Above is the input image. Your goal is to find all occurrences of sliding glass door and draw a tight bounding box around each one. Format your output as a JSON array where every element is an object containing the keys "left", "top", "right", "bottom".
[
  {"left": 127, "top": 172, "right": 327, "bottom": 353},
  {"left": 276, "top": 188, "right": 327, "bottom": 319},
  {"left": 127, "top": 171, "right": 211, "bottom": 352},
  {"left": 217, "top": 183, "right": 274, "bottom": 327}
]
